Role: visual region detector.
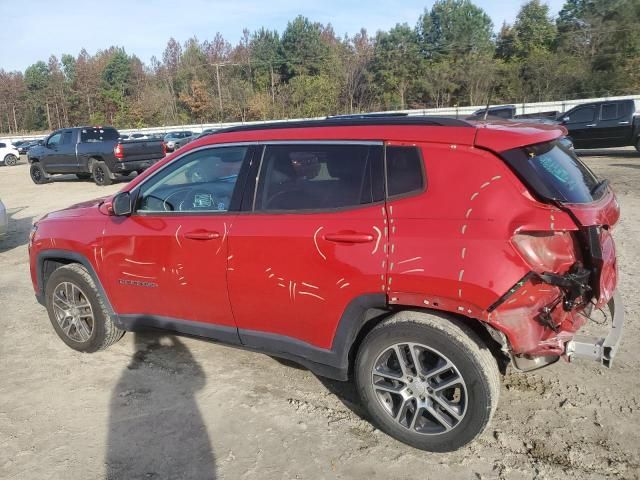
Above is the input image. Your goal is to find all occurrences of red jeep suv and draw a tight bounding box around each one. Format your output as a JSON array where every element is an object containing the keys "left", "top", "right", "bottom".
[{"left": 29, "top": 117, "right": 623, "bottom": 451}]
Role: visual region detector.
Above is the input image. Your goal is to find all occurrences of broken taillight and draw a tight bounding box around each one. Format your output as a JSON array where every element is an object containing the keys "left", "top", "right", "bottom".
[{"left": 512, "top": 231, "right": 578, "bottom": 274}]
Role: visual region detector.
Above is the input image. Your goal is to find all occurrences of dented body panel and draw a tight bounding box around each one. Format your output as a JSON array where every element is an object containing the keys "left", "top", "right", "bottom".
[{"left": 29, "top": 118, "right": 622, "bottom": 371}]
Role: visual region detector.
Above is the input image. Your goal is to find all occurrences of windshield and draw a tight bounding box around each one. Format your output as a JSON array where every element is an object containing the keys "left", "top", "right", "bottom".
[{"left": 502, "top": 140, "right": 603, "bottom": 204}]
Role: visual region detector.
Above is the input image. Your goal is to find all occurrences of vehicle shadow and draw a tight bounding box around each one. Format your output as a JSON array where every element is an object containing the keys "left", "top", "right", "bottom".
[
  {"left": 0, "top": 207, "right": 33, "bottom": 253},
  {"left": 268, "top": 356, "right": 369, "bottom": 422},
  {"left": 106, "top": 331, "right": 216, "bottom": 479},
  {"left": 576, "top": 149, "right": 639, "bottom": 158}
]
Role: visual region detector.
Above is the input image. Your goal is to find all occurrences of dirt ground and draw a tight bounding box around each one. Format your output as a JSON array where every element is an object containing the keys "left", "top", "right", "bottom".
[{"left": 0, "top": 150, "right": 639, "bottom": 480}]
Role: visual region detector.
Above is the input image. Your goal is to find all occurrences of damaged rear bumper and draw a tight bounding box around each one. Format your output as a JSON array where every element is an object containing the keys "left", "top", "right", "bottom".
[{"left": 565, "top": 292, "right": 624, "bottom": 368}]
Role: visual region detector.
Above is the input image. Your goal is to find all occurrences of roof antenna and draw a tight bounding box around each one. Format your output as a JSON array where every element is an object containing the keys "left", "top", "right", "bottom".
[{"left": 483, "top": 85, "right": 494, "bottom": 120}]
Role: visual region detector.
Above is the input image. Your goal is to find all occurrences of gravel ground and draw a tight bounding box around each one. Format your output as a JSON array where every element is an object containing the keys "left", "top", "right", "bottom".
[{"left": 0, "top": 150, "right": 639, "bottom": 480}]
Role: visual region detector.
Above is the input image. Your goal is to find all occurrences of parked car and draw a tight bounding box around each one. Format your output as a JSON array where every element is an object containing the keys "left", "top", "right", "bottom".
[
  {"left": 164, "top": 131, "right": 194, "bottom": 152},
  {"left": 0, "top": 198, "right": 7, "bottom": 237},
  {"left": 196, "top": 128, "right": 218, "bottom": 138},
  {"left": 558, "top": 99, "right": 640, "bottom": 151},
  {"left": 29, "top": 116, "right": 623, "bottom": 452},
  {"left": 469, "top": 105, "right": 560, "bottom": 121},
  {"left": 0, "top": 141, "right": 20, "bottom": 166},
  {"left": 18, "top": 139, "right": 43, "bottom": 155},
  {"left": 27, "top": 126, "right": 166, "bottom": 186}
]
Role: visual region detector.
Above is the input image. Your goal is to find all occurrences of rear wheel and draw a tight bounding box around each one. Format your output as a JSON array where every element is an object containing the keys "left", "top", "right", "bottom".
[
  {"left": 45, "top": 264, "right": 124, "bottom": 352},
  {"left": 355, "top": 310, "right": 500, "bottom": 452},
  {"left": 30, "top": 163, "right": 50, "bottom": 184},
  {"left": 92, "top": 161, "right": 113, "bottom": 186},
  {"left": 4, "top": 154, "right": 18, "bottom": 166}
]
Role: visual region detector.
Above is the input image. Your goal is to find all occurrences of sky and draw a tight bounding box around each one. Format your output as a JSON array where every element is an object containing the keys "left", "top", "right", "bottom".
[{"left": 0, "top": 0, "right": 566, "bottom": 73}]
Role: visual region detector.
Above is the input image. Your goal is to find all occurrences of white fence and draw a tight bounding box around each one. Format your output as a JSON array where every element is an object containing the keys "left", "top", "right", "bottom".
[{"left": 2, "top": 94, "right": 639, "bottom": 144}]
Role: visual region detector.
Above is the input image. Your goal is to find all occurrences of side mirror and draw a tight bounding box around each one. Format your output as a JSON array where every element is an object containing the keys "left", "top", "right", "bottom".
[{"left": 112, "top": 192, "right": 132, "bottom": 216}]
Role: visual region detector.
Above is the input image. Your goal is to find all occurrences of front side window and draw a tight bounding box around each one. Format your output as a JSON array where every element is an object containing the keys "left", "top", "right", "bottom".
[
  {"left": 47, "top": 132, "right": 62, "bottom": 147},
  {"left": 567, "top": 107, "right": 595, "bottom": 124},
  {"left": 61, "top": 131, "right": 73, "bottom": 145},
  {"left": 386, "top": 146, "right": 424, "bottom": 197},
  {"left": 254, "top": 144, "right": 383, "bottom": 211},
  {"left": 136, "top": 146, "right": 248, "bottom": 213}
]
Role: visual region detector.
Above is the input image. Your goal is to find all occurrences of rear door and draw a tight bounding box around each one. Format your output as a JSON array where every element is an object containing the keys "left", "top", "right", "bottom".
[
  {"left": 596, "top": 101, "right": 634, "bottom": 147},
  {"left": 563, "top": 105, "right": 598, "bottom": 148},
  {"left": 227, "top": 141, "right": 388, "bottom": 351}
]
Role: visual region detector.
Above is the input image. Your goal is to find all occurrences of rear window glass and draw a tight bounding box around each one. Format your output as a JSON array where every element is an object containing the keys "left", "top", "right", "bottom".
[
  {"left": 386, "top": 146, "right": 424, "bottom": 197},
  {"left": 80, "top": 127, "right": 119, "bottom": 143},
  {"left": 502, "top": 141, "right": 603, "bottom": 204}
]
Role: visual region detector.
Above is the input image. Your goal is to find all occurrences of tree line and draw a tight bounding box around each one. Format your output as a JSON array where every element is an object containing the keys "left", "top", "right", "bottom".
[{"left": 1, "top": 0, "right": 639, "bottom": 134}]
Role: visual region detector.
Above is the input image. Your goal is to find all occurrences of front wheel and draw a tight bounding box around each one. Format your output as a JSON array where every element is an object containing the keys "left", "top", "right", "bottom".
[
  {"left": 4, "top": 154, "right": 18, "bottom": 166},
  {"left": 44, "top": 264, "right": 124, "bottom": 352},
  {"left": 355, "top": 311, "right": 500, "bottom": 452},
  {"left": 92, "top": 161, "right": 113, "bottom": 186},
  {"left": 30, "top": 163, "right": 50, "bottom": 184}
]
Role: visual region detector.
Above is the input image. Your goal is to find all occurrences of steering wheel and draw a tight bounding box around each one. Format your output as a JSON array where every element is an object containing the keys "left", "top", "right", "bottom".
[{"left": 181, "top": 188, "right": 219, "bottom": 211}]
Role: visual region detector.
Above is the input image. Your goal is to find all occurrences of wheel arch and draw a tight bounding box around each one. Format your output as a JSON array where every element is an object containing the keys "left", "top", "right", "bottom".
[
  {"left": 36, "top": 250, "right": 115, "bottom": 316},
  {"left": 340, "top": 302, "right": 507, "bottom": 379}
]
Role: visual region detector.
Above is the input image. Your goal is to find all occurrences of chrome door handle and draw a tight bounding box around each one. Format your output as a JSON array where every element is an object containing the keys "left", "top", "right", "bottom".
[
  {"left": 586, "top": 124, "right": 597, "bottom": 127},
  {"left": 618, "top": 121, "right": 630, "bottom": 125}
]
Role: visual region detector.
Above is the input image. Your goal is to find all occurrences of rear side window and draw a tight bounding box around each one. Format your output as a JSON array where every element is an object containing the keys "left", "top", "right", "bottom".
[
  {"left": 80, "top": 127, "right": 119, "bottom": 143},
  {"left": 386, "top": 146, "right": 424, "bottom": 197},
  {"left": 255, "top": 144, "right": 384, "bottom": 211},
  {"left": 502, "top": 141, "right": 602, "bottom": 204},
  {"left": 601, "top": 103, "right": 618, "bottom": 121}
]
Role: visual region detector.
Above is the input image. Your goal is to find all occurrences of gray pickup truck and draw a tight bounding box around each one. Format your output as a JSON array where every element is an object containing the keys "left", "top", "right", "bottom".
[{"left": 28, "top": 126, "right": 166, "bottom": 186}]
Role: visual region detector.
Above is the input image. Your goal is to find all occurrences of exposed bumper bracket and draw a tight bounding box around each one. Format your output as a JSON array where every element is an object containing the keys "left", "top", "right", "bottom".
[{"left": 565, "top": 292, "right": 624, "bottom": 368}]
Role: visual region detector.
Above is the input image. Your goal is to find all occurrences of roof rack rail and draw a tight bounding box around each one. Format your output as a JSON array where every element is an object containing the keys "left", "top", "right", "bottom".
[{"left": 212, "top": 116, "right": 472, "bottom": 135}]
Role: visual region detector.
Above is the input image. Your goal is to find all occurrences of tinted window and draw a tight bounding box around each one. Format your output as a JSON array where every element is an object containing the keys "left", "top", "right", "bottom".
[
  {"left": 502, "top": 141, "right": 602, "bottom": 204},
  {"left": 601, "top": 103, "right": 618, "bottom": 121},
  {"left": 568, "top": 107, "right": 595, "bottom": 123},
  {"left": 386, "top": 146, "right": 424, "bottom": 197},
  {"left": 0, "top": 143, "right": 5, "bottom": 148},
  {"left": 80, "top": 127, "right": 119, "bottom": 143},
  {"left": 61, "top": 131, "right": 73, "bottom": 145},
  {"left": 255, "top": 144, "right": 383, "bottom": 211},
  {"left": 137, "top": 146, "right": 247, "bottom": 213}
]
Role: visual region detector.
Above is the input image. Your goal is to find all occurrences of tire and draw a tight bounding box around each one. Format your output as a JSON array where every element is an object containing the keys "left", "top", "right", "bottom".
[
  {"left": 354, "top": 310, "right": 500, "bottom": 452},
  {"left": 635, "top": 137, "right": 640, "bottom": 154},
  {"left": 76, "top": 173, "right": 92, "bottom": 180},
  {"left": 44, "top": 263, "right": 125, "bottom": 352},
  {"left": 4, "top": 154, "right": 18, "bottom": 166},
  {"left": 30, "top": 163, "right": 51, "bottom": 184},
  {"left": 92, "top": 160, "right": 113, "bottom": 186}
]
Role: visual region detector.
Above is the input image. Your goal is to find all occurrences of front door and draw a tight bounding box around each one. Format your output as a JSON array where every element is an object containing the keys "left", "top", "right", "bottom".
[
  {"left": 100, "top": 145, "right": 252, "bottom": 334},
  {"left": 564, "top": 105, "right": 598, "bottom": 148},
  {"left": 227, "top": 142, "right": 388, "bottom": 350}
]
